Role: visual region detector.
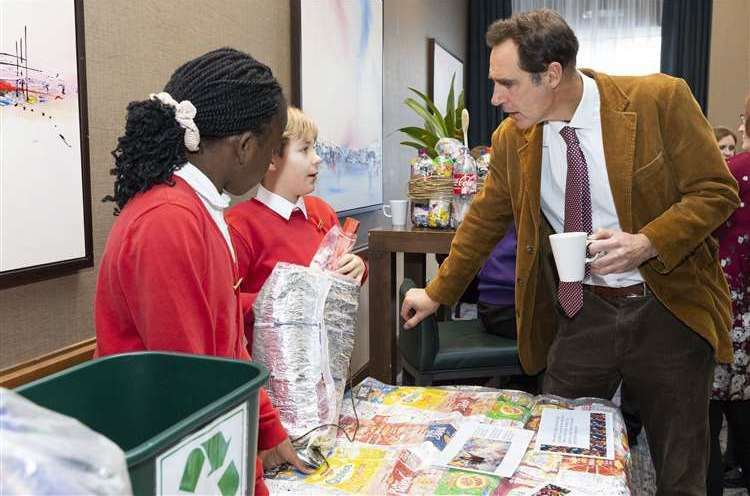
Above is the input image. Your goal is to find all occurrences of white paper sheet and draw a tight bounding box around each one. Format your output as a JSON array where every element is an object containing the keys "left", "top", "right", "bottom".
[
  {"left": 536, "top": 409, "right": 615, "bottom": 460},
  {"left": 433, "top": 422, "right": 534, "bottom": 478}
]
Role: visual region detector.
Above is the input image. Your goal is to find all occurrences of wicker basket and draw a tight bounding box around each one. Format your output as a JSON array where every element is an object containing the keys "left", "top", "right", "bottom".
[
  {"left": 408, "top": 175, "right": 486, "bottom": 201},
  {"left": 407, "top": 175, "right": 453, "bottom": 201},
  {"left": 408, "top": 174, "right": 487, "bottom": 228}
]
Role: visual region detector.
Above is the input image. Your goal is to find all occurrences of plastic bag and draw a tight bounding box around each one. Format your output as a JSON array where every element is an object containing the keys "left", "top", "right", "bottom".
[
  {"left": 309, "top": 218, "right": 359, "bottom": 272},
  {"left": 451, "top": 150, "right": 478, "bottom": 228},
  {"left": 0, "top": 388, "right": 133, "bottom": 495},
  {"left": 410, "top": 149, "right": 435, "bottom": 178},
  {"left": 476, "top": 146, "right": 491, "bottom": 179},
  {"left": 435, "top": 137, "right": 464, "bottom": 161}
]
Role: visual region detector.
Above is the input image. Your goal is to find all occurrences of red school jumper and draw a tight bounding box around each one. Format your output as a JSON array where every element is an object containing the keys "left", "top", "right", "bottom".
[
  {"left": 94, "top": 176, "right": 286, "bottom": 496},
  {"left": 226, "top": 195, "right": 367, "bottom": 353}
]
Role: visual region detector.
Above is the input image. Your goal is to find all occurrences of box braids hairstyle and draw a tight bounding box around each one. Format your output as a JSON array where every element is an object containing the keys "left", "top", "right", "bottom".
[{"left": 104, "top": 47, "right": 284, "bottom": 214}]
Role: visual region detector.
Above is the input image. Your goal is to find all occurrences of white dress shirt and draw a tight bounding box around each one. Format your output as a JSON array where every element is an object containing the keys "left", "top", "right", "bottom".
[
  {"left": 541, "top": 72, "right": 643, "bottom": 287},
  {"left": 255, "top": 184, "right": 308, "bottom": 221},
  {"left": 174, "top": 162, "right": 235, "bottom": 261}
]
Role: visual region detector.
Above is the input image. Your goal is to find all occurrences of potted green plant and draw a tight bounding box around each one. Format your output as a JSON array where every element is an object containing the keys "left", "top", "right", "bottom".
[{"left": 398, "top": 74, "right": 465, "bottom": 158}]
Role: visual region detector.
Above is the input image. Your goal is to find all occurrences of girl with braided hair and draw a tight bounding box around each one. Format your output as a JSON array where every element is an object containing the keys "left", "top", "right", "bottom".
[{"left": 95, "top": 48, "right": 312, "bottom": 495}]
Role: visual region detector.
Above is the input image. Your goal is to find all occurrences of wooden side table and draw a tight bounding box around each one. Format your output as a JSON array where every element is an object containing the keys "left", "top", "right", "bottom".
[{"left": 368, "top": 224, "right": 455, "bottom": 384}]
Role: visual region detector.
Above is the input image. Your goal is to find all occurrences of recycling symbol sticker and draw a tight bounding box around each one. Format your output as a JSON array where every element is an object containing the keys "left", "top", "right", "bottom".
[{"left": 156, "top": 403, "right": 248, "bottom": 496}]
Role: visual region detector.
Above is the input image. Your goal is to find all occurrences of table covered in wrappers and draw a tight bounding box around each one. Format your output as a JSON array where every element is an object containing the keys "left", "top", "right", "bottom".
[{"left": 265, "top": 378, "right": 633, "bottom": 495}]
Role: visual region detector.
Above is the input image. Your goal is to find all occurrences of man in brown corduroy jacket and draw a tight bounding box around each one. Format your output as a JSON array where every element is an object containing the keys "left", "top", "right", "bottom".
[{"left": 401, "top": 9, "right": 739, "bottom": 496}]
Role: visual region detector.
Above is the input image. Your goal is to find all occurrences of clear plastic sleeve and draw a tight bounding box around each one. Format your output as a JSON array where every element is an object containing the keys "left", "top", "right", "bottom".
[
  {"left": 410, "top": 153, "right": 435, "bottom": 178},
  {"left": 451, "top": 196, "right": 472, "bottom": 228},
  {"left": 476, "top": 147, "right": 491, "bottom": 179},
  {"left": 435, "top": 137, "right": 464, "bottom": 161},
  {"left": 309, "top": 225, "right": 357, "bottom": 273},
  {"left": 0, "top": 388, "right": 133, "bottom": 495}
]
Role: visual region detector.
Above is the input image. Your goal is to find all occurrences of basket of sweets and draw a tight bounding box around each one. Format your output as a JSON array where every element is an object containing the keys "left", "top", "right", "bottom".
[
  {"left": 408, "top": 152, "right": 453, "bottom": 196},
  {"left": 408, "top": 150, "right": 454, "bottom": 228}
]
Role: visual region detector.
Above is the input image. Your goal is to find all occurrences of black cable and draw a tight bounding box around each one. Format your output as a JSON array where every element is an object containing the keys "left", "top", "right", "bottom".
[{"left": 290, "top": 361, "right": 359, "bottom": 447}]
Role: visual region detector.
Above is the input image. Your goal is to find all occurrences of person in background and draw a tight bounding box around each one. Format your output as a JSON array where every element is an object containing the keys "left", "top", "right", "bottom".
[
  {"left": 401, "top": 10, "right": 739, "bottom": 494},
  {"left": 707, "top": 100, "right": 750, "bottom": 495},
  {"left": 476, "top": 224, "right": 517, "bottom": 340},
  {"left": 226, "top": 106, "right": 367, "bottom": 353},
  {"left": 465, "top": 146, "right": 520, "bottom": 340},
  {"left": 714, "top": 126, "right": 738, "bottom": 161},
  {"left": 739, "top": 110, "right": 749, "bottom": 152},
  {"left": 94, "top": 48, "right": 311, "bottom": 496},
  {"left": 713, "top": 123, "right": 742, "bottom": 486}
]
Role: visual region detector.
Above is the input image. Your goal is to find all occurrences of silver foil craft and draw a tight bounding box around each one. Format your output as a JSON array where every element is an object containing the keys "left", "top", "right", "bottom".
[{"left": 252, "top": 262, "right": 359, "bottom": 452}]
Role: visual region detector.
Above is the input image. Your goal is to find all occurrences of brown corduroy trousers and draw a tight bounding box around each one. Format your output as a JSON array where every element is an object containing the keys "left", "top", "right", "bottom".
[{"left": 544, "top": 285, "right": 715, "bottom": 496}]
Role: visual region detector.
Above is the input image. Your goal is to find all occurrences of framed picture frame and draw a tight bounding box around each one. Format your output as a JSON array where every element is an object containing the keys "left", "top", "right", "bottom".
[
  {"left": 429, "top": 38, "right": 464, "bottom": 116},
  {"left": 291, "top": 0, "right": 383, "bottom": 215},
  {"left": 0, "top": 0, "right": 93, "bottom": 287}
]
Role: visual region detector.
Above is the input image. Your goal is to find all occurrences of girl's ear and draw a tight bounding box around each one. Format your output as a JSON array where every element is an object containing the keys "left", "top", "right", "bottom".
[{"left": 237, "top": 130, "right": 258, "bottom": 156}]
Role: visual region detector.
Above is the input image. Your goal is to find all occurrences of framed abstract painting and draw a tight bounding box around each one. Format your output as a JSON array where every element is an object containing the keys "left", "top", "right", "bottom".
[
  {"left": 0, "top": 0, "right": 92, "bottom": 285},
  {"left": 429, "top": 38, "right": 464, "bottom": 115},
  {"left": 292, "top": 0, "right": 383, "bottom": 214}
]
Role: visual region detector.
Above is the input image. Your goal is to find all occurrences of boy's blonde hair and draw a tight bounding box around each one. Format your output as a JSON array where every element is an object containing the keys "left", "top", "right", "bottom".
[{"left": 278, "top": 107, "right": 318, "bottom": 154}]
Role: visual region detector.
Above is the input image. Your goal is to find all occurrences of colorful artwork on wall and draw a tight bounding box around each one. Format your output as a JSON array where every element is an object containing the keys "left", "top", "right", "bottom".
[
  {"left": 429, "top": 38, "right": 464, "bottom": 116},
  {"left": 0, "top": 0, "right": 92, "bottom": 283},
  {"left": 293, "top": 0, "right": 383, "bottom": 213}
]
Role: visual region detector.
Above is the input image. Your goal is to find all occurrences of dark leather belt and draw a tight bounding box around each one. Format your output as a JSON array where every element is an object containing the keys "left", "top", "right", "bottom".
[{"left": 584, "top": 283, "right": 648, "bottom": 299}]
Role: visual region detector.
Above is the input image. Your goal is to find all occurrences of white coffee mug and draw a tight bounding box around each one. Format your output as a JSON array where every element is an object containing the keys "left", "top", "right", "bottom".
[
  {"left": 548, "top": 232, "right": 603, "bottom": 282},
  {"left": 383, "top": 200, "right": 408, "bottom": 226}
]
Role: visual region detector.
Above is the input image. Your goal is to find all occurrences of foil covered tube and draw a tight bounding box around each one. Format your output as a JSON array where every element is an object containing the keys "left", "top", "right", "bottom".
[{"left": 253, "top": 262, "right": 359, "bottom": 451}]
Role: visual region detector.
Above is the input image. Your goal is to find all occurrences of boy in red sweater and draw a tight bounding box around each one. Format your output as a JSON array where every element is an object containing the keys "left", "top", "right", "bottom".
[
  {"left": 227, "top": 107, "right": 367, "bottom": 352},
  {"left": 95, "top": 48, "right": 310, "bottom": 496}
]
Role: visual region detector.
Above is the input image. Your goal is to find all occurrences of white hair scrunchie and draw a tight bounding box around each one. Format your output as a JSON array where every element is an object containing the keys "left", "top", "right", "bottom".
[{"left": 149, "top": 92, "right": 201, "bottom": 152}]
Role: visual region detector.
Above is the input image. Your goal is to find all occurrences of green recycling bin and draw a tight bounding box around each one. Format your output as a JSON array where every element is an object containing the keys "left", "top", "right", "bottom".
[{"left": 15, "top": 352, "right": 268, "bottom": 496}]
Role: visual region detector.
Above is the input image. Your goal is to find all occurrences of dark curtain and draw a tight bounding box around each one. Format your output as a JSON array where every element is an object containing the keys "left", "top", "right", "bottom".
[
  {"left": 466, "top": 0, "right": 513, "bottom": 148},
  {"left": 660, "top": 0, "right": 712, "bottom": 114}
]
